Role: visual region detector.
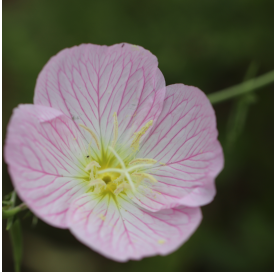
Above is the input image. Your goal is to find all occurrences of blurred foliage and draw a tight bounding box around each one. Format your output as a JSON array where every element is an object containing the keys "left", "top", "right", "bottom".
[
  {"left": 3, "top": 0, "right": 273, "bottom": 271},
  {"left": 226, "top": 61, "right": 259, "bottom": 149},
  {"left": 3, "top": 192, "right": 23, "bottom": 272},
  {"left": 9, "top": 219, "right": 23, "bottom": 272}
]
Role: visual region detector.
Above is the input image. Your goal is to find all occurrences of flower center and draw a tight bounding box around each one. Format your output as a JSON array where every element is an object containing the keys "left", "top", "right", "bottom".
[
  {"left": 102, "top": 176, "right": 112, "bottom": 184},
  {"left": 80, "top": 112, "right": 158, "bottom": 196}
]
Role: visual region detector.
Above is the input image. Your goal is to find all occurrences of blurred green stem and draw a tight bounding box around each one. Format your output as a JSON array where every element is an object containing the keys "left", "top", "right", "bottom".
[
  {"left": 2, "top": 203, "right": 27, "bottom": 219},
  {"left": 208, "top": 70, "right": 274, "bottom": 104},
  {"left": 9, "top": 219, "right": 23, "bottom": 272}
]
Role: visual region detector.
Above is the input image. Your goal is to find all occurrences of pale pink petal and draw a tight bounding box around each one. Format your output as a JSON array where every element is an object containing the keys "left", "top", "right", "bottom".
[
  {"left": 34, "top": 43, "right": 165, "bottom": 148},
  {"left": 178, "top": 179, "right": 216, "bottom": 206},
  {"left": 67, "top": 192, "right": 201, "bottom": 262},
  {"left": 4, "top": 104, "right": 91, "bottom": 228},
  {"left": 132, "top": 84, "right": 223, "bottom": 211},
  {"left": 118, "top": 68, "right": 166, "bottom": 150}
]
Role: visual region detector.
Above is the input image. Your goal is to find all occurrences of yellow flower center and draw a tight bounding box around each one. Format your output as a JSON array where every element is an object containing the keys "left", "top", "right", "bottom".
[{"left": 80, "top": 113, "right": 158, "bottom": 196}]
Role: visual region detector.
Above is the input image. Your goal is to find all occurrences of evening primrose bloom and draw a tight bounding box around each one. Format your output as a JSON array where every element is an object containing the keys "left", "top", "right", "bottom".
[{"left": 4, "top": 43, "right": 223, "bottom": 261}]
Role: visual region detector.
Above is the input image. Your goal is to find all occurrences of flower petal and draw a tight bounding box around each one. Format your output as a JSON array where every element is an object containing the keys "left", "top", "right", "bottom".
[
  {"left": 4, "top": 104, "right": 90, "bottom": 228},
  {"left": 133, "top": 84, "right": 223, "bottom": 211},
  {"left": 34, "top": 43, "right": 165, "bottom": 148},
  {"left": 67, "top": 192, "right": 202, "bottom": 261},
  {"left": 118, "top": 68, "right": 166, "bottom": 150}
]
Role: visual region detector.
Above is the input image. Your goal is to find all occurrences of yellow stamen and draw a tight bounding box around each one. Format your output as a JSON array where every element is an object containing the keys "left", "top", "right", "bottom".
[
  {"left": 129, "top": 158, "right": 157, "bottom": 165},
  {"left": 86, "top": 161, "right": 101, "bottom": 180},
  {"left": 131, "top": 120, "right": 153, "bottom": 151},
  {"left": 94, "top": 182, "right": 106, "bottom": 193},
  {"left": 89, "top": 179, "right": 106, "bottom": 194},
  {"left": 90, "top": 179, "right": 106, "bottom": 186},
  {"left": 79, "top": 124, "right": 100, "bottom": 150},
  {"left": 85, "top": 161, "right": 101, "bottom": 171},
  {"left": 131, "top": 172, "right": 157, "bottom": 183},
  {"left": 113, "top": 173, "right": 125, "bottom": 184},
  {"left": 111, "top": 112, "right": 118, "bottom": 148},
  {"left": 131, "top": 173, "right": 145, "bottom": 187},
  {"left": 114, "top": 183, "right": 131, "bottom": 195}
]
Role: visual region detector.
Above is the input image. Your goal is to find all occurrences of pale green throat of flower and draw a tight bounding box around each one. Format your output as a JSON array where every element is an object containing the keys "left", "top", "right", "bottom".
[{"left": 79, "top": 112, "right": 158, "bottom": 196}]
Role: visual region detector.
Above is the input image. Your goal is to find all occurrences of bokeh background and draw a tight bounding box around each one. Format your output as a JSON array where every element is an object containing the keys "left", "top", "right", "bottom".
[{"left": 2, "top": 0, "right": 273, "bottom": 271}]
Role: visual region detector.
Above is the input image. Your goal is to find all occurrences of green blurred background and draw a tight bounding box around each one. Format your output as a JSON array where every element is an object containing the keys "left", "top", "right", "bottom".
[{"left": 3, "top": 0, "right": 273, "bottom": 271}]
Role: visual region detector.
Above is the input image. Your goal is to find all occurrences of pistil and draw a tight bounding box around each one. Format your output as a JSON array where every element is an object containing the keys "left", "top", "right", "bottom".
[{"left": 108, "top": 146, "right": 136, "bottom": 192}]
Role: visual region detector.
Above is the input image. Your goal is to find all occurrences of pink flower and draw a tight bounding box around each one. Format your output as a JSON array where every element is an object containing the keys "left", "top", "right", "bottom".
[{"left": 4, "top": 43, "right": 223, "bottom": 261}]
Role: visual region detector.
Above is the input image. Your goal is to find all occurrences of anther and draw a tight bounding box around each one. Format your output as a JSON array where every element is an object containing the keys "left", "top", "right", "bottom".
[
  {"left": 85, "top": 161, "right": 100, "bottom": 171},
  {"left": 131, "top": 172, "right": 157, "bottom": 183},
  {"left": 89, "top": 179, "right": 106, "bottom": 194},
  {"left": 90, "top": 179, "right": 106, "bottom": 187},
  {"left": 85, "top": 161, "right": 101, "bottom": 180},
  {"left": 114, "top": 183, "right": 131, "bottom": 195},
  {"left": 113, "top": 173, "right": 125, "bottom": 184},
  {"left": 131, "top": 120, "right": 153, "bottom": 151},
  {"left": 129, "top": 158, "right": 157, "bottom": 165}
]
